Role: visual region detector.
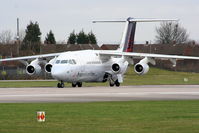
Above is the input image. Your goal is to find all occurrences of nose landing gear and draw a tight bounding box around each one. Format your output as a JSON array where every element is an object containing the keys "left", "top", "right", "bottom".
[{"left": 57, "top": 81, "right": 64, "bottom": 88}]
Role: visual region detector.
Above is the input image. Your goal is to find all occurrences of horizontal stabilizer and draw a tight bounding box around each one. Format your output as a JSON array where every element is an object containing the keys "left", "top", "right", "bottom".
[
  {"left": 93, "top": 17, "right": 179, "bottom": 23},
  {"left": 93, "top": 20, "right": 126, "bottom": 23},
  {"left": 128, "top": 18, "right": 179, "bottom": 22}
]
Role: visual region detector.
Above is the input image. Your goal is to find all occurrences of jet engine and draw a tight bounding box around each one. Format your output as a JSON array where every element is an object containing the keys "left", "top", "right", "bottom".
[
  {"left": 134, "top": 57, "right": 155, "bottom": 75},
  {"left": 45, "top": 58, "right": 56, "bottom": 73},
  {"left": 134, "top": 63, "right": 149, "bottom": 75},
  {"left": 111, "top": 61, "right": 129, "bottom": 74},
  {"left": 26, "top": 59, "right": 41, "bottom": 75}
]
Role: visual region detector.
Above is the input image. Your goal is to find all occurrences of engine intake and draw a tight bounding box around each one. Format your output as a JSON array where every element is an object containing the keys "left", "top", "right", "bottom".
[
  {"left": 112, "top": 63, "right": 120, "bottom": 73},
  {"left": 45, "top": 64, "right": 52, "bottom": 73},
  {"left": 27, "top": 65, "right": 35, "bottom": 74},
  {"left": 44, "top": 58, "right": 56, "bottom": 73}
]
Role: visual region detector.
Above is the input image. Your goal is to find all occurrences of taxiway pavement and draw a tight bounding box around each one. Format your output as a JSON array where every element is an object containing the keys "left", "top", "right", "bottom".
[{"left": 0, "top": 85, "right": 199, "bottom": 103}]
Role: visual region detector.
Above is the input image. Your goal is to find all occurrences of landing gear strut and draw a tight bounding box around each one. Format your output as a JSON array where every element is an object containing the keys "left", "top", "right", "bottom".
[
  {"left": 72, "top": 82, "right": 82, "bottom": 87},
  {"left": 57, "top": 81, "right": 64, "bottom": 88}
]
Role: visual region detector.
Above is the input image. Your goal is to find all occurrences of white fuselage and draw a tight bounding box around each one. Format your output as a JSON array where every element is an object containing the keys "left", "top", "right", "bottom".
[{"left": 51, "top": 50, "right": 121, "bottom": 83}]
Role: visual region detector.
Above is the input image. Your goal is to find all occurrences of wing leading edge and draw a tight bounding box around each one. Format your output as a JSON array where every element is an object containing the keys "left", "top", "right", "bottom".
[
  {"left": 99, "top": 51, "right": 199, "bottom": 60},
  {"left": 0, "top": 52, "right": 61, "bottom": 62}
]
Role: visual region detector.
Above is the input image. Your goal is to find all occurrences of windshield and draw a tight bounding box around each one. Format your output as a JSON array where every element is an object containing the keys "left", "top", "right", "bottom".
[{"left": 55, "top": 59, "right": 77, "bottom": 65}]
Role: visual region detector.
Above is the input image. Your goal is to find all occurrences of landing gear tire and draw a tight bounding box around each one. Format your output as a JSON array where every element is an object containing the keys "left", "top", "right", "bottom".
[
  {"left": 72, "top": 83, "right": 76, "bottom": 87},
  {"left": 57, "top": 83, "right": 61, "bottom": 88},
  {"left": 72, "top": 82, "right": 82, "bottom": 87},
  {"left": 60, "top": 83, "right": 64, "bottom": 88},
  {"left": 77, "top": 82, "right": 82, "bottom": 87},
  {"left": 115, "top": 80, "right": 120, "bottom": 87},
  {"left": 109, "top": 82, "right": 115, "bottom": 87},
  {"left": 57, "top": 82, "right": 64, "bottom": 88}
]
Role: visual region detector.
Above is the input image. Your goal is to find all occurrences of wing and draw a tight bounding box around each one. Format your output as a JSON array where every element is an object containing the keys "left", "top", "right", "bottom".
[
  {"left": 98, "top": 50, "right": 199, "bottom": 60},
  {"left": 0, "top": 52, "right": 61, "bottom": 62}
]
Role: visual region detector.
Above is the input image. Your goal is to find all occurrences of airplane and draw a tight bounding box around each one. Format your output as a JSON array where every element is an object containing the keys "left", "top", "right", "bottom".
[{"left": 1, "top": 17, "right": 199, "bottom": 88}]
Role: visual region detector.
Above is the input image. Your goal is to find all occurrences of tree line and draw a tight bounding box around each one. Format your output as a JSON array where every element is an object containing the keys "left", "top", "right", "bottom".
[
  {"left": 67, "top": 30, "right": 97, "bottom": 44},
  {"left": 0, "top": 21, "right": 97, "bottom": 53}
]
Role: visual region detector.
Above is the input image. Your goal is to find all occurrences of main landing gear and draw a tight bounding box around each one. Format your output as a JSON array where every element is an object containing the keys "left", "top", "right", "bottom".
[
  {"left": 109, "top": 79, "right": 120, "bottom": 87},
  {"left": 57, "top": 81, "right": 64, "bottom": 88},
  {"left": 72, "top": 82, "right": 82, "bottom": 87},
  {"left": 103, "top": 73, "right": 121, "bottom": 87},
  {"left": 57, "top": 81, "right": 83, "bottom": 88}
]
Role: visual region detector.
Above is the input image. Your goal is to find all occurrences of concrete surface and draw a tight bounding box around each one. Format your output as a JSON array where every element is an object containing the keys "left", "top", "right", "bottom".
[{"left": 0, "top": 85, "right": 199, "bottom": 103}]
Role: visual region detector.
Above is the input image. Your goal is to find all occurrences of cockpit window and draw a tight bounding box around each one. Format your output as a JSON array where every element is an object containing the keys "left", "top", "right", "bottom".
[
  {"left": 56, "top": 59, "right": 77, "bottom": 65},
  {"left": 55, "top": 60, "right": 60, "bottom": 64},
  {"left": 69, "top": 60, "right": 73, "bottom": 64},
  {"left": 72, "top": 59, "right": 76, "bottom": 64},
  {"left": 61, "top": 60, "right": 68, "bottom": 64}
]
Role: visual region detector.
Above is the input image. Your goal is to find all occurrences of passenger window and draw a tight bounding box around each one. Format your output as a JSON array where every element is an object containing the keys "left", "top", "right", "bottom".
[{"left": 56, "top": 60, "right": 60, "bottom": 64}]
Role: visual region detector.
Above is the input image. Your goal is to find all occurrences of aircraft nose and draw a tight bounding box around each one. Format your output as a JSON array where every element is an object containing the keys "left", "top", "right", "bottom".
[{"left": 51, "top": 65, "right": 65, "bottom": 80}]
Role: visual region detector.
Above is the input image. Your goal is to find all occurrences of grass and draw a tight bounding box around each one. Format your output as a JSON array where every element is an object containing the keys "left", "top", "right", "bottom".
[
  {"left": 123, "top": 66, "right": 199, "bottom": 85},
  {"left": 0, "top": 81, "right": 57, "bottom": 88},
  {"left": 1, "top": 67, "right": 199, "bottom": 87},
  {"left": 0, "top": 101, "right": 199, "bottom": 133}
]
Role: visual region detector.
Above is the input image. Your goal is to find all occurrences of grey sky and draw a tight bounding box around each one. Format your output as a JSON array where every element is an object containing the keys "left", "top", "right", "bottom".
[{"left": 0, "top": 0, "right": 199, "bottom": 44}]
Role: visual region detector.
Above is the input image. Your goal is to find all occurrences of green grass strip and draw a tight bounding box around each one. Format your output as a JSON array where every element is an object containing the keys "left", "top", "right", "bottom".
[{"left": 0, "top": 100, "right": 199, "bottom": 133}]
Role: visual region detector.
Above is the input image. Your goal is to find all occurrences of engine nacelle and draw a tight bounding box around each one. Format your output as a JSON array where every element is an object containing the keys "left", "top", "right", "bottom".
[
  {"left": 44, "top": 58, "right": 56, "bottom": 73},
  {"left": 134, "top": 63, "right": 149, "bottom": 75},
  {"left": 26, "top": 59, "right": 41, "bottom": 75}
]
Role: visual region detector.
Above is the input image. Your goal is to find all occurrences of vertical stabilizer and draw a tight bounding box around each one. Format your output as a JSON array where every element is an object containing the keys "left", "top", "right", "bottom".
[
  {"left": 118, "top": 17, "right": 136, "bottom": 52},
  {"left": 93, "top": 17, "right": 178, "bottom": 52}
]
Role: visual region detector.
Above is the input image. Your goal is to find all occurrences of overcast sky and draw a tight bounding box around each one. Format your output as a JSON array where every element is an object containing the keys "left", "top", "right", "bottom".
[{"left": 0, "top": 0, "right": 199, "bottom": 44}]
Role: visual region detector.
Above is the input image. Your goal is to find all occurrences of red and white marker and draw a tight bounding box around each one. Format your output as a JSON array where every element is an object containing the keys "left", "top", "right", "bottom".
[{"left": 37, "top": 111, "right": 45, "bottom": 122}]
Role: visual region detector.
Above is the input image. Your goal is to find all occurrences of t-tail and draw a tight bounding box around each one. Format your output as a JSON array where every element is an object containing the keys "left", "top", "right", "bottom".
[{"left": 93, "top": 17, "right": 178, "bottom": 52}]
